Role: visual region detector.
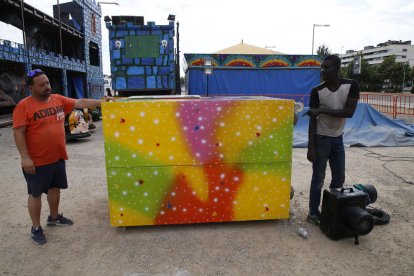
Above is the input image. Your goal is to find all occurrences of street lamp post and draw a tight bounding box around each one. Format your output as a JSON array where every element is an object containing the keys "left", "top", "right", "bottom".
[
  {"left": 312, "top": 24, "right": 330, "bottom": 55},
  {"left": 97, "top": 2, "right": 119, "bottom": 5},
  {"left": 97, "top": 1, "right": 119, "bottom": 97}
]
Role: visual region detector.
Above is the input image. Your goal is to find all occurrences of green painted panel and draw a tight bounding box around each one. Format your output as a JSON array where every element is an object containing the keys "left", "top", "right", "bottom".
[{"left": 125, "top": 35, "right": 159, "bottom": 58}]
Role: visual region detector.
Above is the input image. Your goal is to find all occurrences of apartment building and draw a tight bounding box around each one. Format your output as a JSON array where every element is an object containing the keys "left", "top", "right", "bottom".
[{"left": 340, "top": 40, "right": 414, "bottom": 67}]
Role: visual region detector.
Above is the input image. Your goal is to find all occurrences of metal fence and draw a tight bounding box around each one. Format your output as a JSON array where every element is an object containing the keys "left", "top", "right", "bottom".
[
  {"left": 359, "top": 93, "right": 395, "bottom": 116},
  {"left": 203, "top": 93, "right": 414, "bottom": 119},
  {"left": 360, "top": 93, "right": 414, "bottom": 118},
  {"left": 267, "top": 93, "right": 414, "bottom": 119}
]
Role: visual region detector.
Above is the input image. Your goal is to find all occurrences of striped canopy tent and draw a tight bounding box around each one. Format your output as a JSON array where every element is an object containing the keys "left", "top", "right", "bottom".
[
  {"left": 184, "top": 41, "right": 322, "bottom": 101},
  {"left": 215, "top": 41, "right": 285, "bottom": 55}
]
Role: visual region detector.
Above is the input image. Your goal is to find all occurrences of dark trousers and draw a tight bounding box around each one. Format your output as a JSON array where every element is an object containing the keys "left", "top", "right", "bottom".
[{"left": 309, "top": 134, "right": 345, "bottom": 216}]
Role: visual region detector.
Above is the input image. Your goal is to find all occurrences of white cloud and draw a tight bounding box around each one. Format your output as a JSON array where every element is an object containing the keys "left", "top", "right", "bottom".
[{"left": 0, "top": 0, "right": 413, "bottom": 74}]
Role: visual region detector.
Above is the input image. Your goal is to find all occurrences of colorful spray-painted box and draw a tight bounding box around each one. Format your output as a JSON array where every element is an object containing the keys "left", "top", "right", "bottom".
[{"left": 102, "top": 96, "right": 294, "bottom": 226}]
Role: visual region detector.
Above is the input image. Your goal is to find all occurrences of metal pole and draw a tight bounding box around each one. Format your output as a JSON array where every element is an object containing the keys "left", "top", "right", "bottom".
[
  {"left": 20, "top": 0, "right": 27, "bottom": 47},
  {"left": 206, "top": 74, "right": 209, "bottom": 97},
  {"left": 312, "top": 24, "right": 330, "bottom": 55},
  {"left": 312, "top": 24, "right": 315, "bottom": 55},
  {"left": 57, "top": 0, "right": 63, "bottom": 55},
  {"left": 176, "top": 21, "right": 181, "bottom": 94},
  {"left": 20, "top": 0, "right": 31, "bottom": 96}
]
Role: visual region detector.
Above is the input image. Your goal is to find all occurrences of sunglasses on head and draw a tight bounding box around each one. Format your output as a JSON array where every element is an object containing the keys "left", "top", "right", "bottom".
[{"left": 27, "top": 69, "right": 43, "bottom": 78}]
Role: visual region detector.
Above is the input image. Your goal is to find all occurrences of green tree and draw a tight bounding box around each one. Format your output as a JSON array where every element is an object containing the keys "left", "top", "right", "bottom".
[
  {"left": 401, "top": 63, "right": 412, "bottom": 90},
  {"left": 344, "top": 61, "right": 354, "bottom": 79},
  {"left": 390, "top": 62, "right": 405, "bottom": 91},
  {"left": 409, "top": 65, "right": 414, "bottom": 93},
  {"left": 355, "top": 59, "right": 370, "bottom": 91},
  {"left": 339, "top": 66, "right": 347, "bottom": 79},
  {"left": 342, "top": 55, "right": 411, "bottom": 92},
  {"left": 378, "top": 55, "right": 396, "bottom": 91},
  {"left": 411, "top": 65, "right": 414, "bottom": 82},
  {"left": 366, "top": 64, "right": 383, "bottom": 92},
  {"left": 341, "top": 56, "right": 382, "bottom": 92},
  {"left": 359, "top": 59, "right": 369, "bottom": 82},
  {"left": 316, "top": 44, "right": 331, "bottom": 59}
]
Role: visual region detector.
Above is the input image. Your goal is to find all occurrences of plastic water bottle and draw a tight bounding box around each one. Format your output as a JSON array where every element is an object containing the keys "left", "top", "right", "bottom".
[
  {"left": 289, "top": 206, "right": 297, "bottom": 220},
  {"left": 298, "top": 227, "right": 310, "bottom": 239}
]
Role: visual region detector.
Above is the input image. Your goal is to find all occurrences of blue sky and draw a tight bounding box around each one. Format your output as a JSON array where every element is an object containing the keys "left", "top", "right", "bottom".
[{"left": 1, "top": 0, "right": 413, "bottom": 74}]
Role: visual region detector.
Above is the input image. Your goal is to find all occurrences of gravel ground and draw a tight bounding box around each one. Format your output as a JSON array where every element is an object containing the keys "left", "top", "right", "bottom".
[{"left": 0, "top": 122, "right": 413, "bottom": 275}]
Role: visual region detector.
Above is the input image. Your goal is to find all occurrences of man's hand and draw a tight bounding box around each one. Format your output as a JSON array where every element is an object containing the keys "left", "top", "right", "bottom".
[
  {"left": 75, "top": 97, "right": 116, "bottom": 109},
  {"left": 103, "top": 96, "right": 116, "bottom": 102},
  {"left": 304, "top": 108, "right": 320, "bottom": 117},
  {"left": 22, "top": 156, "right": 36, "bottom": 174}
]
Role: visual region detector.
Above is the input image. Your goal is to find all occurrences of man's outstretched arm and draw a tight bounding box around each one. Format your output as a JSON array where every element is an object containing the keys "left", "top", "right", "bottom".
[{"left": 74, "top": 97, "right": 114, "bottom": 109}]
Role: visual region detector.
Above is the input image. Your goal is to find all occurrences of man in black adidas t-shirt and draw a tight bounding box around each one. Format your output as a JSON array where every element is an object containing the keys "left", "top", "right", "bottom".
[{"left": 305, "top": 55, "right": 360, "bottom": 225}]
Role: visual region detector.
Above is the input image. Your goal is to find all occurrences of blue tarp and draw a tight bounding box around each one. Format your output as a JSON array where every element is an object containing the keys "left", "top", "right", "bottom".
[
  {"left": 72, "top": 76, "right": 85, "bottom": 99},
  {"left": 187, "top": 68, "right": 320, "bottom": 101},
  {"left": 294, "top": 103, "right": 414, "bottom": 147},
  {"left": 67, "top": 75, "right": 84, "bottom": 99}
]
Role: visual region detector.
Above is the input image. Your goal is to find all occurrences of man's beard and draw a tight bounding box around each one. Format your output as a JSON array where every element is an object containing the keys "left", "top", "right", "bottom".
[{"left": 38, "top": 90, "right": 51, "bottom": 99}]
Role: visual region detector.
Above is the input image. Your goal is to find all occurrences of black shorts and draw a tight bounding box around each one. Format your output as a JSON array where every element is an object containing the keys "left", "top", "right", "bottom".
[{"left": 23, "top": 159, "right": 68, "bottom": 197}]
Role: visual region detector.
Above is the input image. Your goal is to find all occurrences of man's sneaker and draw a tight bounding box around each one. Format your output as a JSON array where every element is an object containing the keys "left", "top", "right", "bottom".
[
  {"left": 47, "top": 213, "right": 73, "bottom": 226},
  {"left": 307, "top": 214, "right": 321, "bottom": 226},
  {"left": 31, "top": 226, "right": 46, "bottom": 245}
]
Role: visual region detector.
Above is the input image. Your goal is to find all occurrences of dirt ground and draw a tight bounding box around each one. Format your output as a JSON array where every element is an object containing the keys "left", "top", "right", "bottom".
[{"left": 0, "top": 121, "right": 413, "bottom": 276}]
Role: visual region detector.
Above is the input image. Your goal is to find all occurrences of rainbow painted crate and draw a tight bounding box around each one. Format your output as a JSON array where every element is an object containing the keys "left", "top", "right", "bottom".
[{"left": 102, "top": 96, "right": 294, "bottom": 227}]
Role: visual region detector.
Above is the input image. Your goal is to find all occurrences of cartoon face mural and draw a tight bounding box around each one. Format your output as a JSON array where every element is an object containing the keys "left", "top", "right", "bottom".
[
  {"left": 161, "top": 40, "right": 168, "bottom": 49},
  {"left": 102, "top": 96, "right": 294, "bottom": 227}
]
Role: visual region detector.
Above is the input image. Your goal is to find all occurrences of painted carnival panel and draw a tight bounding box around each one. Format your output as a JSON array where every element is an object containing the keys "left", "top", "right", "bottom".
[{"left": 102, "top": 96, "right": 294, "bottom": 226}]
